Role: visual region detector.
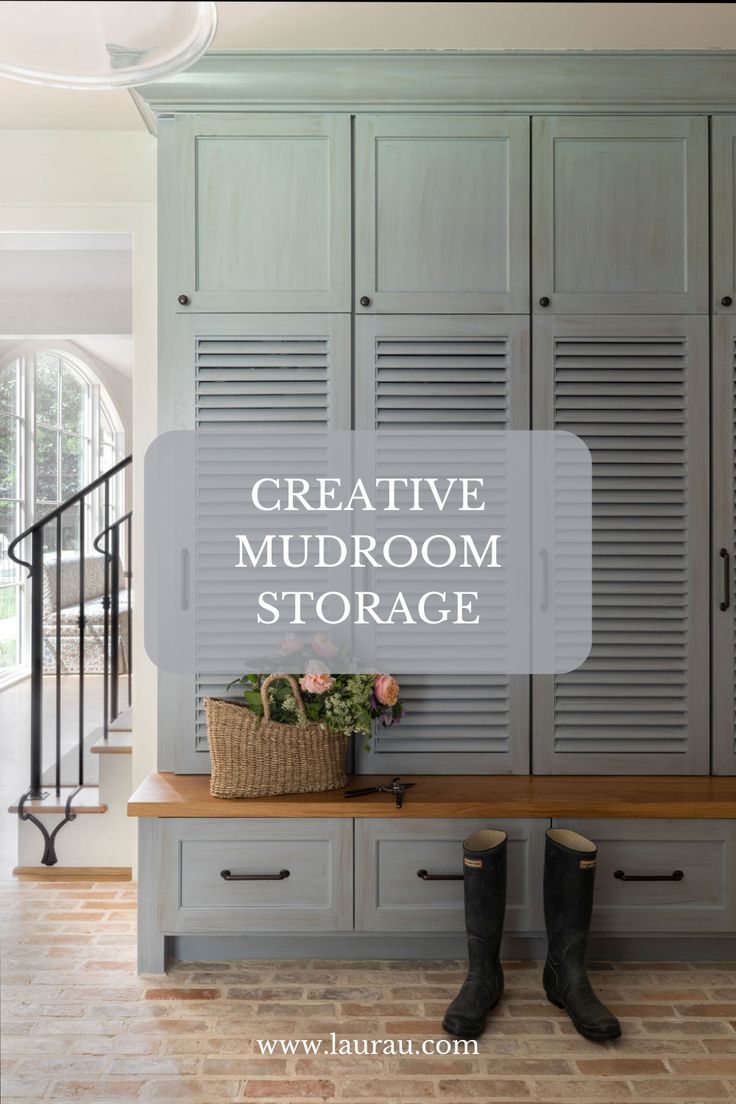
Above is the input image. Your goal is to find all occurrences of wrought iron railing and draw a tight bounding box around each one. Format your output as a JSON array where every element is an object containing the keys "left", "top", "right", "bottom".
[{"left": 8, "top": 455, "right": 132, "bottom": 864}]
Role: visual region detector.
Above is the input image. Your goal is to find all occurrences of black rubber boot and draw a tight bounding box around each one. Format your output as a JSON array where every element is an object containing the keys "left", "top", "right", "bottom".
[
  {"left": 543, "top": 828, "right": 621, "bottom": 1043},
  {"left": 442, "top": 829, "right": 507, "bottom": 1039}
]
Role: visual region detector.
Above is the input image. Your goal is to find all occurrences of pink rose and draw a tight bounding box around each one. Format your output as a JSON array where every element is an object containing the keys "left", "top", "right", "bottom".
[
  {"left": 311, "top": 632, "right": 337, "bottom": 660},
  {"left": 278, "top": 632, "right": 300, "bottom": 655},
  {"left": 299, "top": 672, "right": 335, "bottom": 695},
  {"left": 374, "top": 674, "right": 400, "bottom": 707}
]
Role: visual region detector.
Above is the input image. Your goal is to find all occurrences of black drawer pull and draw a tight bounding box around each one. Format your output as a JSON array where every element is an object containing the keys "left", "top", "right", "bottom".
[
  {"left": 417, "top": 868, "right": 463, "bottom": 881},
  {"left": 720, "top": 549, "right": 731, "bottom": 612},
  {"left": 614, "top": 869, "right": 683, "bottom": 883},
  {"left": 220, "top": 868, "right": 290, "bottom": 881}
]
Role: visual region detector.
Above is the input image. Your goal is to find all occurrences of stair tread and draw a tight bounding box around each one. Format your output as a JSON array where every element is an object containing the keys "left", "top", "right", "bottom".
[
  {"left": 91, "top": 730, "right": 132, "bottom": 755},
  {"left": 109, "top": 708, "right": 133, "bottom": 733},
  {"left": 9, "top": 786, "right": 108, "bottom": 815}
]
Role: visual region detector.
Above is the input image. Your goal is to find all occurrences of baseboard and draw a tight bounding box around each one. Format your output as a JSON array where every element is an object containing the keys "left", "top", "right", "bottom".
[
  {"left": 13, "top": 866, "right": 132, "bottom": 881},
  {"left": 168, "top": 931, "right": 736, "bottom": 963}
]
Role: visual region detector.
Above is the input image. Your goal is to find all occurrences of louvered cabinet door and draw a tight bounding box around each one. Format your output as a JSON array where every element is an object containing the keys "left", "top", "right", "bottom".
[
  {"left": 713, "top": 316, "right": 736, "bottom": 774},
  {"left": 532, "top": 116, "right": 708, "bottom": 314},
  {"left": 354, "top": 314, "right": 530, "bottom": 775},
  {"left": 163, "top": 314, "right": 350, "bottom": 773},
  {"left": 533, "top": 315, "right": 709, "bottom": 775},
  {"left": 355, "top": 115, "right": 529, "bottom": 314},
  {"left": 163, "top": 113, "right": 351, "bottom": 313}
]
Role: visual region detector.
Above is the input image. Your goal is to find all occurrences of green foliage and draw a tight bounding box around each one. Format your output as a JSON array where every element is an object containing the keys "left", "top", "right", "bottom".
[{"left": 229, "top": 669, "right": 404, "bottom": 740}]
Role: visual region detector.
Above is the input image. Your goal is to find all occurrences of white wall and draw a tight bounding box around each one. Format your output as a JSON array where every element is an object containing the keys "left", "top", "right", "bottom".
[
  {"left": 213, "top": 2, "right": 736, "bottom": 50},
  {"left": 0, "top": 130, "right": 158, "bottom": 788},
  {"left": 0, "top": 246, "right": 132, "bottom": 334}
]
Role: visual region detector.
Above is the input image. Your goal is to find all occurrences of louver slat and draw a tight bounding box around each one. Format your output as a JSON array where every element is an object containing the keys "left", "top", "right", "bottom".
[
  {"left": 534, "top": 317, "right": 708, "bottom": 775},
  {"left": 355, "top": 316, "right": 529, "bottom": 774}
]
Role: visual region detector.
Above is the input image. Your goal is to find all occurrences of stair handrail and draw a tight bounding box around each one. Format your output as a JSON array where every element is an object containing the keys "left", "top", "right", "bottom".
[{"left": 8, "top": 455, "right": 132, "bottom": 572}]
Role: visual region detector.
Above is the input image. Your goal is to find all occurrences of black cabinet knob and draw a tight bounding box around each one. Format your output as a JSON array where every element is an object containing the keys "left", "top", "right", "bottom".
[
  {"left": 722, "top": 295, "right": 733, "bottom": 307},
  {"left": 178, "top": 294, "right": 190, "bottom": 306},
  {"left": 359, "top": 296, "right": 371, "bottom": 307},
  {"left": 538, "top": 296, "right": 550, "bottom": 308}
]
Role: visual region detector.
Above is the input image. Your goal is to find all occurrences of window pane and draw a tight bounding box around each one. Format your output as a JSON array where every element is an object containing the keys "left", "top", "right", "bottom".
[
  {"left": 61, "top": 432, "right": 85, "bottom": 499},
  {"left": 35, "top": 352, "right": 59, "bottom": 426},
  {"left": 35, "top": 424, "right": 58, "bottom": 507},
  {"left": 0, "top": 412, "right": 19, "bottom": 498},
  {"left": 61, "top": 360, "right": 88, "bottom": 437},
  {"left": 0, "top": 359, "right": 18, "bottom": 414},
  {"left": 0, "top": 498, "right": 20, "bottom": 670}
]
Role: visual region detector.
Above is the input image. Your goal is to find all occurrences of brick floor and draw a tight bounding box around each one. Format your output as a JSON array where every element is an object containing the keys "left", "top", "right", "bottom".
[{"left": 2, "top": 881, "right": 736, "bottom": 1102}]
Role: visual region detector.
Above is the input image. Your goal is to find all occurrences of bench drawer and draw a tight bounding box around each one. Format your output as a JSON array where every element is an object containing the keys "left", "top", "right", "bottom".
[
  {"left": 553, "top": 819, "right": 736, "bottom": 933},
  {"left": 355, "top": 818, "right": 546, "bottom": 932},
  {"left": 159, "top": 818, "right": 353, "bottom": 933}
]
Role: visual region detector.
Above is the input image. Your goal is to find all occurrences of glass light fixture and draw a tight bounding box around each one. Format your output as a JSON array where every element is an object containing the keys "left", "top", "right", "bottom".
[{"left": 0, "top": 1, "right": 217, "bottom": 89}]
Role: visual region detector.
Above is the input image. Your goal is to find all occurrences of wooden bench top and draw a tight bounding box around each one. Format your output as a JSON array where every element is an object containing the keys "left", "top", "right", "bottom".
[{"left": 128, "top": 772, "right": 736, "bottom": 820}]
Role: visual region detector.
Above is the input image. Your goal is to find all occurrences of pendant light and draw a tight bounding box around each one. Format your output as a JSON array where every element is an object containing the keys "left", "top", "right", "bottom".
[{"left": 0, "top": 1, "right": 217, "bottom": 89}]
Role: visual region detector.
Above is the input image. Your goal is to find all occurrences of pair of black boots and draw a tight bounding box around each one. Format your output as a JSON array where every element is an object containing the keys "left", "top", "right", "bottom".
[{"left": 443, "top": 827, "right": 621, "bottom": 1042}]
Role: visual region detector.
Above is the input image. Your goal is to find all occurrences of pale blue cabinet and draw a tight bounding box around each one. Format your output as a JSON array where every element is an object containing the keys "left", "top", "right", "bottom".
[
  {"left": 355, "top": 115, "right": 530, "bottom": 314},
  {"left": 533, "top": 314, "right": 710, "bottom": 775},
  {"left": 712, "top": 117, "right": 736, "bottom": 316},
  {"left": 712, "top": 119, "right": 736, "bottom": 775},
  {"left": 354, "top": 314, "right": 530, "bottom": 774},
  {"left": 162, "top": 113, "right": 351, "bottom": 313},
  {"left": 533, "top": 116, "right": 709, "bottom": 314}
]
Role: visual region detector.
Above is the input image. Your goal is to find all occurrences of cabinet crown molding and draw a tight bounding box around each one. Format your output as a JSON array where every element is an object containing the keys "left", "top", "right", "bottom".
[{"left": 133, "top": 49, "right": 736, "bottom": 128}]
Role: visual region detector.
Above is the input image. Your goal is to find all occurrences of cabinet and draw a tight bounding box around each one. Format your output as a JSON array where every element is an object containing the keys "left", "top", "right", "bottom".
[
  {"left": 532, "top": 116, "right": 708, "bottom": 314},
  {"left": 552, "top": 819, "right": 736, "bottom": 932},
  {"left": 155, "top": 106, "right": 727, "bottom": 780},
  {"left": 355, "top": 818, "right": 545, "bottom": 932},
  {"left": 533, "top": 314, "right": 709, "bottom": 774},
  {"left": 713, "top": 314, "right": 736, "bottom": 773},
  {"left": 355, "top": 115, "right": 529, "bottom": 314},
  {"left": 158, "top": 818, "right": 353, "bottom": 932},
  {"left": 354, "top": 314, "right": 529, "bottom": 774},
  {"left": 712, "top": 117, "right": 736, "bottom": 315},
  {"left": 164, "top": 113, "right": 351, "bottom": 313}
]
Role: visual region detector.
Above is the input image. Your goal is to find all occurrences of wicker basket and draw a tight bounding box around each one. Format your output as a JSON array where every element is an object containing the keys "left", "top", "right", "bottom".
[{"left": 206, "top": 673, "right": 349, "bottom": 799}]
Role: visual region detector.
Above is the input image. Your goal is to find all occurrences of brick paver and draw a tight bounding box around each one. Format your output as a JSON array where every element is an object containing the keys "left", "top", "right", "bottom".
[{"left": 1, "top": 880, "right": 736, "bottom": 1102}]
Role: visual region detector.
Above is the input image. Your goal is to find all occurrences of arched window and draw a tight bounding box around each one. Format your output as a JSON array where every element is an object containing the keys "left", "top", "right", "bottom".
[{"left": 0, "top": 345, "right": 125, "bottom": 680}]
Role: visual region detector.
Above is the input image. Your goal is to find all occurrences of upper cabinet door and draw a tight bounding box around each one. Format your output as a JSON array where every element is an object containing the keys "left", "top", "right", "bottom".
[
  {"left": 533, "top": 116, "right": 708, "bottom": 314},
  {"left": 355, "top": 115, "right": 530, "bottom": 314},
  {"left": 713, "top": 116, "right": 736, "bottom": 317},
  {"left": 169, "top": 114, "right": 351, "bottom": 313}
]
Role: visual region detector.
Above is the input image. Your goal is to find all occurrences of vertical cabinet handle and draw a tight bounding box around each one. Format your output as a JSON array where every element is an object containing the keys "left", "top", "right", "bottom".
[
  {"left": 539, "top": 548, "right": 549, "bottom": 612},
  {"left": 720, "top": 549, "right": 731, "bottom": 612},
  {"left": 180, "top": 548, "right": 190, "bottom": 611}
]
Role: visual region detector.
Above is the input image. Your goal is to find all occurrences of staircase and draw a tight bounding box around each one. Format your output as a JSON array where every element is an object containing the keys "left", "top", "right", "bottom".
[{"left": 7, "top": 457, "right": 134, "bottom": 874}]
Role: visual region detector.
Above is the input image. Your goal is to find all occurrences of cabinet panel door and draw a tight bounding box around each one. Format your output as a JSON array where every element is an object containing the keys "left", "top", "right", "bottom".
[
  {"left": 533, "top": 116, "right": 708, "bottom": 314},
  {"left": 552, "top": 819, "right": 736, "bottom": 933},
  {"left": 354, "top": 314, "right": 529, "bottom": 774},
  {"left": 533, "top": 315, "right": 709, "bottom": 774},
  {"left": 160, "top": 313, "right": 351, "bottom": 774},
  {"left": 712, "top": 117, "right": 736, "bottom": 317},
  {"left": 713, "top": 316, "right": 736, "bottom": 774},
  {"left": 355, "top": 819, "right": 546, "bottom": 933},
  {"left": 355, "top": 115, "right": 529, "bottom": 314},
  {"left": 168, "top": 114, "right": 350, "bottom": 313}
]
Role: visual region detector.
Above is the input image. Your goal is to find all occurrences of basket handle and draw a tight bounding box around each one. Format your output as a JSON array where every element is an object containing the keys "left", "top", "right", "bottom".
[{"left": 260, "top": 673, "right": 307, "bottom": 723}]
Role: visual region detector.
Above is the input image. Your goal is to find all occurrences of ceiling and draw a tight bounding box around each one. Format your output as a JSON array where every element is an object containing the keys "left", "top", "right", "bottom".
[{"left": 0, "top": 2, "right": 735, "bottom": 130}]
